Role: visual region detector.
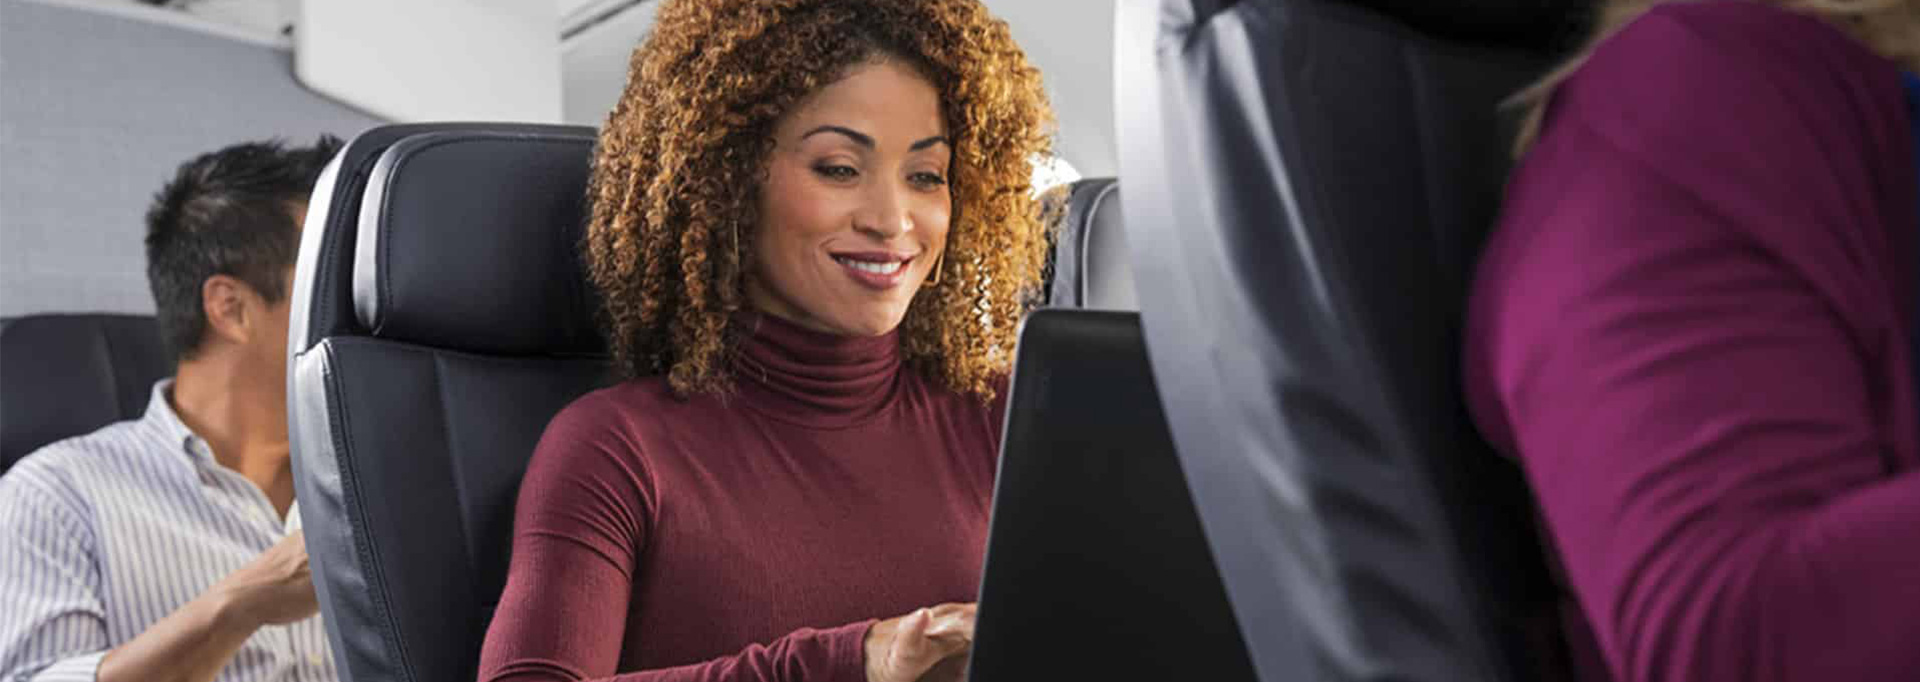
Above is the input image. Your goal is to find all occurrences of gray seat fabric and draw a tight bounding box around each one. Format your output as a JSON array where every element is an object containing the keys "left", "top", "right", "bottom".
[
  {"left": 0, "top": 314, "right": 172, "bottom": 471},
  {"left": 287, "top": 124, "right": 613, "bottom": 682},
  {"left": 1045, "top": 178, "right": 1136, "bottom": 311},
  {"left": 1115, "top": 1, "right": 1582, "bottom": 681}
]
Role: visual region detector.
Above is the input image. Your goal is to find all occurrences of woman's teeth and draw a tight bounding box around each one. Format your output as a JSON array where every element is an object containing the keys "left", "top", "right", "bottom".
[{"left": 835, "top": 257, "right": 902, "bottom": 275}]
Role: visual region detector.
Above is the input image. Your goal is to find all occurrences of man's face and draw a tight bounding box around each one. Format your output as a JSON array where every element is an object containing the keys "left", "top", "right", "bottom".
[
  {"left": 250, "top": 265, "right": 296, "bottom": 404},
  {"left": 240, "top": 200, "right": 305, "bottom": 413}
]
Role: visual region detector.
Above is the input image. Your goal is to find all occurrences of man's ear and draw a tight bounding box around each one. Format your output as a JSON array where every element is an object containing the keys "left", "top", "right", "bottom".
[{"left": 200, "top": 274, "right": 253, "bottom": 347}]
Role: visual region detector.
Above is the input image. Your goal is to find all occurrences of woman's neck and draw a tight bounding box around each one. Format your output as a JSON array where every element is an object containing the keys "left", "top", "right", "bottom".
[{"left": 728, "top": 310, "right": 904, "bottom": 428}]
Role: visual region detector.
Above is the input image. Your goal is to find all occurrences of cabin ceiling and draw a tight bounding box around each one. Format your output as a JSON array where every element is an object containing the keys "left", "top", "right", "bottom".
[{"left": 43, "top": 0, "right": 1117, "bottom": 177}]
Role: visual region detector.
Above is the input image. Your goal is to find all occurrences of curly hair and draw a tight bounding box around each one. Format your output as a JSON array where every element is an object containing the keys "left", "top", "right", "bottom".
[
  {"left": 584, "top": 0, "right": 1054, "bottom": 400},
  {"left": 1512, "top": 0, "right": 1920, "bottom": 153}
]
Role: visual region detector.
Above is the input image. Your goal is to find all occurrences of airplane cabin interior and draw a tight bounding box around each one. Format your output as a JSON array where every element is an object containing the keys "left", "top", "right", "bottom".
[{"left": 8, "top": 0, "right": 1898, "bottom": 681}]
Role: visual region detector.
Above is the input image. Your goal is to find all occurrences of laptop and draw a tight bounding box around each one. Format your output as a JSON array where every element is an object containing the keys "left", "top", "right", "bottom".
[{"left": 967, "top": 309, "right": 1259, "bottom": 681}]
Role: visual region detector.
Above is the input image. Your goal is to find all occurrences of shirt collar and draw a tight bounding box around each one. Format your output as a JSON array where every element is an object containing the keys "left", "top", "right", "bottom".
[{"left": 142, "top": 378, "right": 216, "bottom": 468}]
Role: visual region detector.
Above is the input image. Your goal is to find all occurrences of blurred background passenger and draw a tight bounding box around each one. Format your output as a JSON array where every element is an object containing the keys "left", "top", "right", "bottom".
[
  {"left": 1465, "top": 1, "right": 1920, "bottom": 681},
  {"left": 0, "top": 136, "right": 342, "bottom": 682}
]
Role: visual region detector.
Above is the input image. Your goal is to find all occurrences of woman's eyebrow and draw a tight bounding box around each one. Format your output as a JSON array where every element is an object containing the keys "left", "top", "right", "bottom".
[
  {"left": 800, "top": 126, "right": 948, "bottom": 153},
  {"left": 802, "top": 125, "right": 874, "bottom": 148}
]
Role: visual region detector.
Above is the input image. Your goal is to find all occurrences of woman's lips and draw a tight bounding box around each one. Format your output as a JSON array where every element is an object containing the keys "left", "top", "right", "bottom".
[{"left": 831, "top": 252, "right": 915, "bottom": 290}]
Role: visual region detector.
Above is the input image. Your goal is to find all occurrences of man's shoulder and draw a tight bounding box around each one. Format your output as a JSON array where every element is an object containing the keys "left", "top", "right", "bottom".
[{"left": 2, "top": 418, "right": 164, "bottom": 505}]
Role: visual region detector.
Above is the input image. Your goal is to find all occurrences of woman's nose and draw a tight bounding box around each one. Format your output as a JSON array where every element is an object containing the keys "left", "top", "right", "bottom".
[{"left": 855, "top": 181, "right": 913, "bottom": 239}]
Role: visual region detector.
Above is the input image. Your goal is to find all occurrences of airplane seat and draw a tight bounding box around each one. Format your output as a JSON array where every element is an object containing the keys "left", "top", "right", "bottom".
[
  {"left": 1115, "top": 1, "right": 1587, "bottom": 681},
  {"left": 287, "top": 123, "right": 613, "bottom": 682},
  {"left": 1044, "top": 177, "right": 1137, "bottom": 310},
  {"left": 0, "top": 314, "right": 172, "bottom": 472}
]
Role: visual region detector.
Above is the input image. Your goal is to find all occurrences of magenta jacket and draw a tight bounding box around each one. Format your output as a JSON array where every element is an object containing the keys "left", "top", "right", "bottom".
[{"left": 1463, "top": 2, "right": 1920, "bottom": 681}]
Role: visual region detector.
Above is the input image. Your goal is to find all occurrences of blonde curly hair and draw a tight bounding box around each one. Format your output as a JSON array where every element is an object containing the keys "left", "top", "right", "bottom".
[
  {"left": 1514, "top": 0, "right": 1920, "bottom": 153},
  {"left": 584, "top": 0, "right": 1055, "bottom": 399}
]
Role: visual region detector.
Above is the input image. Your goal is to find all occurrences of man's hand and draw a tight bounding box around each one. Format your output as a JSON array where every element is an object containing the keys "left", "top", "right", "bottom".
[
  {"left": 213, "top": 530, "right": 319, "bottom": 629},
  {"left": 98, "top": 530, "right": 322, "bottom": 682}
]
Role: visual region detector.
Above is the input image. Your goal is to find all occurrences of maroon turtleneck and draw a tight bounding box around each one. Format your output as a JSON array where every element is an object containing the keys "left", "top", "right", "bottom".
[{"left": 477, "top": 313, "right": 1008, "bottom": 682}]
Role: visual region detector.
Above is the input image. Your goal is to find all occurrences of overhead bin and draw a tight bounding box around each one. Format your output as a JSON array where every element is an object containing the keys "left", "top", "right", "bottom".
[{"left": 295, "top": 0, "right": 564, "bottom": 123}]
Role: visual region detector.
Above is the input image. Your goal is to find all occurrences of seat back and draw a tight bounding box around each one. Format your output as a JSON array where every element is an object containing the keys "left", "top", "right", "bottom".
[
  {"left": 1045, "top": 178, "right": 1137, "bottom": 310},
  {"left": 1115, "top": 1, "right": 1579, "bottom": 680},
  {"left": 0, "top": 314, "right": 171, "bottom": 471},
  {"left": 288, "top": 124, "right": 611, "bottom": 682}
]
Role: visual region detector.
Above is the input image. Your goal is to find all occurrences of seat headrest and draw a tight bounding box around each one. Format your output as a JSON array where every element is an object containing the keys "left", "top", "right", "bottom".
[
  {"left": 350, "top": 128, "right": 602, "bottom": 356},
  {"left": 1173, "top": 0, "right": 1590, "bottom": 51},
  {"left": 0, "top": 314, "right": 173, "bottom": 467},
  {"left": 1352, "top": 0, "right": 1589, "bottom": 48},
  {"left": 1045, "top": 178, "right": 1137, "bottom": 310}
]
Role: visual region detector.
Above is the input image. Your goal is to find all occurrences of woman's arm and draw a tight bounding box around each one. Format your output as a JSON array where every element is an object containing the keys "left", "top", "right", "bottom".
[
  {"left": 477, "top": 395, "right": 870, "bottom": 682},
  {"left": 1471, "top": 7, "right": 1920, "bottom": 682},
  {"left": 475, "top": 395, "right": 970, "bottom": 682}
]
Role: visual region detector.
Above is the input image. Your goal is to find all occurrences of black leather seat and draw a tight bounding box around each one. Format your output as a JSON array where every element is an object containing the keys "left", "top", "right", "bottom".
[
  {"left": 1115, "top": 1, "right": 1581, "bottom": 681},
  {"left": 0, "top": 314, "right": 172, "bottom": 471},
  {"left": 1044, "top": 178, "right": 1136, "bottom": 311},
  {"left": 287, "top": 123, "right": 612, "bottom": 682}
]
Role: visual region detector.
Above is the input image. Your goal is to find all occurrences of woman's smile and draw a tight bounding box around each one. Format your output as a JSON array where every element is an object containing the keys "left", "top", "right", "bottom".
[{"left": 829, "top": 251, "right": 917, "bottom": 290}]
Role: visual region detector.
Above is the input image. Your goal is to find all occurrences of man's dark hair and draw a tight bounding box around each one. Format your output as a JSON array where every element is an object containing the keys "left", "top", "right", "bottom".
[{"left": 145, "top": 135, "right": 342, "bottom": 360}]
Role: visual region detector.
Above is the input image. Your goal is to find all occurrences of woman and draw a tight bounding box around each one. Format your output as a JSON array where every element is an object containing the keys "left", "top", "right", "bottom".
[
  {"left": 475, "top": 1, "right": 1052, "bottom": 680},
  {"left": 1464, "top": 1, "right": 1920, "bottom": 681}
]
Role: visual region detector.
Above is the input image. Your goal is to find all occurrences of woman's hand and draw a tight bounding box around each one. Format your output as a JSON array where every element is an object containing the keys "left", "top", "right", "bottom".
[{"left": 864, "top": 603, "right": 976, "bottom": 682}]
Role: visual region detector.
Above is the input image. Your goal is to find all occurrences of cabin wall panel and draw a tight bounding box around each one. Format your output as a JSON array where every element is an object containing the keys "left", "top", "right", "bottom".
[
  {"left": 0, "top": 0, "right": 382, "bottom": 318},
  {"left": 985, "top": 0, "right": 1118, "bottom": 178}
]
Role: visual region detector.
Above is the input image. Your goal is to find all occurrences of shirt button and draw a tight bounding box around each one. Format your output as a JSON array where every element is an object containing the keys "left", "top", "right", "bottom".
[{"left": 309, "top": 652, "right": 324, "bottom": 666}]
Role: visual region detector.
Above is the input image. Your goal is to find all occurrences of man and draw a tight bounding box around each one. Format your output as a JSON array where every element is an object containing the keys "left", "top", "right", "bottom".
[{"left": 0, "top": 136, "right": 342, "bottom": 682}]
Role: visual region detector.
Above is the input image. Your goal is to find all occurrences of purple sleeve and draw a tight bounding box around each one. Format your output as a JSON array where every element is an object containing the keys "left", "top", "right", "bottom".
[
  {"left": 1465, "top": 6, "right": 1920, "bottom": 682},
  {"left": 476, "top": 395, "right": 873, "bottom": 682}
]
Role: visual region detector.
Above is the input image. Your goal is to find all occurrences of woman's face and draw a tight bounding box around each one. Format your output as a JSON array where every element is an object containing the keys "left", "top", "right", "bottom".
[{"left": 747, "top": 58, "right": 952, "bottom": 338}]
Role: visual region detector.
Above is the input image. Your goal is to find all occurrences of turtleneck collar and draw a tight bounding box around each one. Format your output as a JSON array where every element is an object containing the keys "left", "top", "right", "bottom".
[{"left": 729, "top": 311, "right": 904, "bottom": 429}]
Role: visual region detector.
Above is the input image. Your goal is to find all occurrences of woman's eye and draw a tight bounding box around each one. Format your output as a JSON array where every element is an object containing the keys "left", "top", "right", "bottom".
[
  {"left": 813, "top": 164, "right": 858, "bottom": 180},
  {"left": 910, "top": 172, "right": 947, "bottom": 188}
]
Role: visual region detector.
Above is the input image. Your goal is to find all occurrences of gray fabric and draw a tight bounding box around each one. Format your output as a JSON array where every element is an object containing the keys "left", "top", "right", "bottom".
[
  {"left": 1114, "top": 1, "right": 1566, "bottom": 680},
  {"left": 0, "top": 0, "right": 382, "bottom": 318}
]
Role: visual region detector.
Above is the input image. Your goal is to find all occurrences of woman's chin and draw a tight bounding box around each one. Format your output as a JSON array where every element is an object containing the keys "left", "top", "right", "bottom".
[
  {"left": 822, "top": 309, "right": 909, "bottom": 338},
  {"left": 837, "top": 317, "right": 905, "bottom": 338},
  {"left": 764, "top": 305, "right": 906, "bottom": 338}
]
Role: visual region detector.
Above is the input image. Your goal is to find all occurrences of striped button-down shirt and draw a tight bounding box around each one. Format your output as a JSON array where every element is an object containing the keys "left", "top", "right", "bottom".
[{"left": 0, "top": 380, "right": 336, "bottom": 681}]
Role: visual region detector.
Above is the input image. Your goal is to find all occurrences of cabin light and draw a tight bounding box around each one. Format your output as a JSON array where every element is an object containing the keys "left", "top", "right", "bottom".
[
  {"left": 156, "top": 0, "right": 299, "bottom": 38},
  {"left": 1030, "top": 154, "right": 1081, "bottom": 198}
]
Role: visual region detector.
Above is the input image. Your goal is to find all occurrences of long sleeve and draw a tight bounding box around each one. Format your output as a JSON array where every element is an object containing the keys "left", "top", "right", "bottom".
[
  {"left": 475, "top": 395, "right": 872, "bottom": 682},
  {"left": 0, "top": 465, "right": 110, "bottom": 682},
  {"left": 1464, "top": 5, "right": 1920, "bottom": 682}
]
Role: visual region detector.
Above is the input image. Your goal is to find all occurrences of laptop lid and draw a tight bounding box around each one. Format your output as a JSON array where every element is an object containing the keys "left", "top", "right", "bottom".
[{"left": 968, "top": 309, "right": 1257, "bottom": 681}]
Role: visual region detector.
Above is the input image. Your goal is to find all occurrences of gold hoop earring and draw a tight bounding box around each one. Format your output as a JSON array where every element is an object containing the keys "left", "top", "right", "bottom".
[{"left": 926, "top": 250, "right": 945, "bottom": 287}]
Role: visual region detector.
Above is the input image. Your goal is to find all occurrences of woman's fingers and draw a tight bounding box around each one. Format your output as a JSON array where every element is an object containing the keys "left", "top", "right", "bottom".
[
  {"left": 867, "top": 604, "right": 979, "bottom": 682},
  {"left": 918, "top": 654, "right": 971, "bottom": 682},
  {"left": 923, "top": 606, "right": 975, "bottom": 643},
  {"left": 885, "top": 608, "right": 933, "bottom": 674}
]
